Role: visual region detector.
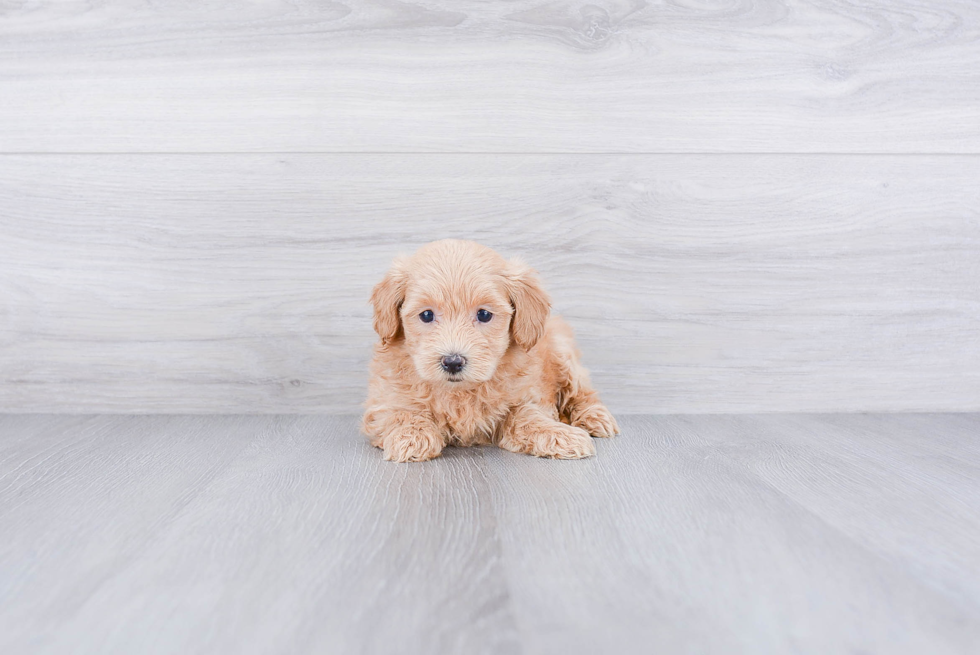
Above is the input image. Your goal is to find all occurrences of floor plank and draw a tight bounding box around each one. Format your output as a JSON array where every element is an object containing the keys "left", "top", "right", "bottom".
[
  {"left": 2, "top": 154, "right": 978, "bottom": 414},
  {"left": 741, "top": 414, "right": 980, "bottom": 611},
  {"left": 485, "top": 414, "right": 980, "bottom": 654},
  {"left": 2, "top": 414, "right": 979, "bottom": 654},
  {"left": 0, "top": 416, "right": 257, "bottom": 651},
  {"left": 0, "top": 415, "right": 518, "bottom": 655},
  {"left": 1, "top": 1, "right": 978, "bottom": 152}
]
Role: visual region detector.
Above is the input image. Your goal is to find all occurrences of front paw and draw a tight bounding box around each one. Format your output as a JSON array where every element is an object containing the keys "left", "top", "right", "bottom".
[
  {"left": 521, "top": 424, "right": 596, "bottom": 459},
  {"left": 573, "top": 404, "right": 620, "bottom": 438},
  {"left": 382, "top": 428, "right": 443, "bottom": 463}
]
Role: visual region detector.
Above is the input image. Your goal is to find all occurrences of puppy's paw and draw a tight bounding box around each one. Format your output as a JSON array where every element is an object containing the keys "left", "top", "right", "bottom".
[
  {"left": 573, "top": 404, "right": 620, "bottom": 438},
  {"left": 515, "top": 424, "right": 595, "bottom": 460},
  {"left": 382, "top": 428, "right": 443, "bottom": 463}
]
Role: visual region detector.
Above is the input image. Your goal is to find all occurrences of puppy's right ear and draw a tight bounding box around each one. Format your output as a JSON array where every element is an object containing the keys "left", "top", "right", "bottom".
[{"left": 370, "top": 260, "right": 407, "bottom": 346}]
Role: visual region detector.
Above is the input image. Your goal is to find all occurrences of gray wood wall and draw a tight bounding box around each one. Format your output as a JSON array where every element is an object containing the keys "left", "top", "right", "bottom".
[{"left": 1, "top": 1, "right": 978, "bottom": 414}]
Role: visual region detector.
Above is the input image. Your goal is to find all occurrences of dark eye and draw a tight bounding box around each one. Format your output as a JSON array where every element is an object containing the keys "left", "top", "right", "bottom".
[
  {"left": 476, "top": 309, "right": 493, "bottom": 323},
  {"left": 419, "top": 310, "right": 434, "bottom": 323}
]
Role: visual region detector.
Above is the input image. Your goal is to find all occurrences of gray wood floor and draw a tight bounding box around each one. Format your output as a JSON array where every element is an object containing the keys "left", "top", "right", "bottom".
[{"left": 2, "top": 414, "right": 978, "bottom": 654}]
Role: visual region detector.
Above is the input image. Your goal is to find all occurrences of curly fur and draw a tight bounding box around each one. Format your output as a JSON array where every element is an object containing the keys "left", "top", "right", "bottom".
[{"left": 362, "top": 239, "right": 619, "bottom": 462}]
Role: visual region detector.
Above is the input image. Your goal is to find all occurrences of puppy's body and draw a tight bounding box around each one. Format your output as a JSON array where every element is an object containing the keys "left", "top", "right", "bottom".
[{"left": 363, "top": 240, "right": 618, "bottom": 462}]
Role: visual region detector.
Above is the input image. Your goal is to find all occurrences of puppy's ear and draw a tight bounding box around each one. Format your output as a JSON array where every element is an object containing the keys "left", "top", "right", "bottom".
[
  {"left": 370, "top": 260, "right": 408, "bottom": 346},
  {"left": 504, "top": 259, "right": 551, "bottom": 351}
]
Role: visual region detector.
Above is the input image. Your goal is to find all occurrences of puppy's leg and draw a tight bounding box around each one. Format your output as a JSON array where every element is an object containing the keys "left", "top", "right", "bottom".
[
  {"left": 498, "top": 402, "right": 596, "bottom": 459},
  {"left": 565, "top": 386, "right": 619, "bottom": 439},
  {"left": 551, "top": 326, "right": 619, "bottom": 438},
  {"left": 364, "top": 409, "right": 444, "bottom": 462}
]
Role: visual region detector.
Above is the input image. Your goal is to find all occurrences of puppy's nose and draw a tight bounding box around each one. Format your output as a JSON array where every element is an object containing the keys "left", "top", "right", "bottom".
[{"left": 440, "top": 353, "right": 467, "bottom": 375}]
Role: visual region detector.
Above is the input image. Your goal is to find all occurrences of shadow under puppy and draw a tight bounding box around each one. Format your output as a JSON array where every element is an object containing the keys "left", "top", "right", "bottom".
[{"left": 363, "top": 239, "right": 619, "bottom": 462}]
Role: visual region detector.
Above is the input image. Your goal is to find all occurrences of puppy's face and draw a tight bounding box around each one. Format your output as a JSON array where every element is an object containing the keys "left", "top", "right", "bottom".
[
  {"left": 371, "top": 240, "right": 550, "bottom": 386},
  {"left": 401, "top": 275, "right": 512, "bottom": 384}
]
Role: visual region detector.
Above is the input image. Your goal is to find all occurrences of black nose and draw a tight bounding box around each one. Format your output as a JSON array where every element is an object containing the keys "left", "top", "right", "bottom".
[{"left": 440, "top": 354, "right": 467, "bottom": 375}]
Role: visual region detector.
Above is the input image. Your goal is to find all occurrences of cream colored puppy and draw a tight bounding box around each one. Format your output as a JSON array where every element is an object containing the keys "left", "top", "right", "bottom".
[{"left": 363, "top": 239, "right": 619, "bottom": 462}]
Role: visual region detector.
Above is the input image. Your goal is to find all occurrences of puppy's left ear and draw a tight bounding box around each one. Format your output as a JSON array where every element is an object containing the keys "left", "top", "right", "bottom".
[
  {"left": 504, "top": 259, "right": 551, "bottom": 351},
  {"left": 370, "top": 259, "right": 408, "bottom": 346}
]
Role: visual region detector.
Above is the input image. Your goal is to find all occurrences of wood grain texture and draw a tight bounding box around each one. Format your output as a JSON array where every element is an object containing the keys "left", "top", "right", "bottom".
[
  {"left": 2, "top": 414, "right": 979, "bottom": 653},
  {"left": 485, "top": 413, "right": 980, "bottom": 654},
  {"left": 0, "top": 415, "right": 519, "bottom": 655},
  {"left": 2, "top": 154, "right": 978, "bottom": 413},
  {"left": 1, "top": 0, "right": 979, "bottom": 153}
]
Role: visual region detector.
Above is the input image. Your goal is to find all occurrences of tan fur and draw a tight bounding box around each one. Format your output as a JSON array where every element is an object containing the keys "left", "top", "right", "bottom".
[{"left": 363, "top": 239, "right": 619, "bottom": 462}]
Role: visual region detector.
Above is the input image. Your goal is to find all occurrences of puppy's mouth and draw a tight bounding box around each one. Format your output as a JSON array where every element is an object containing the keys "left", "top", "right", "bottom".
[{"left": 445, "top": 374, "right": 465, "bottom": 383}]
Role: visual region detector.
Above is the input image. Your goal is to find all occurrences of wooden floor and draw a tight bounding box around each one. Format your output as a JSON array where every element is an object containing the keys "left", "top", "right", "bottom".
[{"left": 2, "top": 414, "right": 978, "bottom": 654}]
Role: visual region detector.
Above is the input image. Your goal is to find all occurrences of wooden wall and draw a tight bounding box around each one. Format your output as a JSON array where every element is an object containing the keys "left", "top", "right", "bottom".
[{"left": 1, "top": 1, "right": 978, "bottom": 413}]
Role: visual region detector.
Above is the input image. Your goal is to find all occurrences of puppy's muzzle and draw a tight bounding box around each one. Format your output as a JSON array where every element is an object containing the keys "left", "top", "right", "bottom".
[{"left": 440, "top": 353, "right": 467, "bottom": 375}]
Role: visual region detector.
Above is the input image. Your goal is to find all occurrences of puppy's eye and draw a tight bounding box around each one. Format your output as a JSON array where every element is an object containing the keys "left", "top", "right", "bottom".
[
  {"left": 476, "top": 309, "right": 493, "bottom": 323},
  {"left": 419, "top": 310, "right": 435, "bottom": 323}
]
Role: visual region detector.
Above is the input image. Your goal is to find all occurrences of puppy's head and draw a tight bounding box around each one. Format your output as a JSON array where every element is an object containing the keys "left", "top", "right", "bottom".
[{"left": 371, "top": 239, "right": 550, "bottom": 385}]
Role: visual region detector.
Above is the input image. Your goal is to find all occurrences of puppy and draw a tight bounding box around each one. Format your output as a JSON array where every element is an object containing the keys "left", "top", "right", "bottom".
[{"left": 362, "top": 239, "right": 619, "bottom": 462}]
